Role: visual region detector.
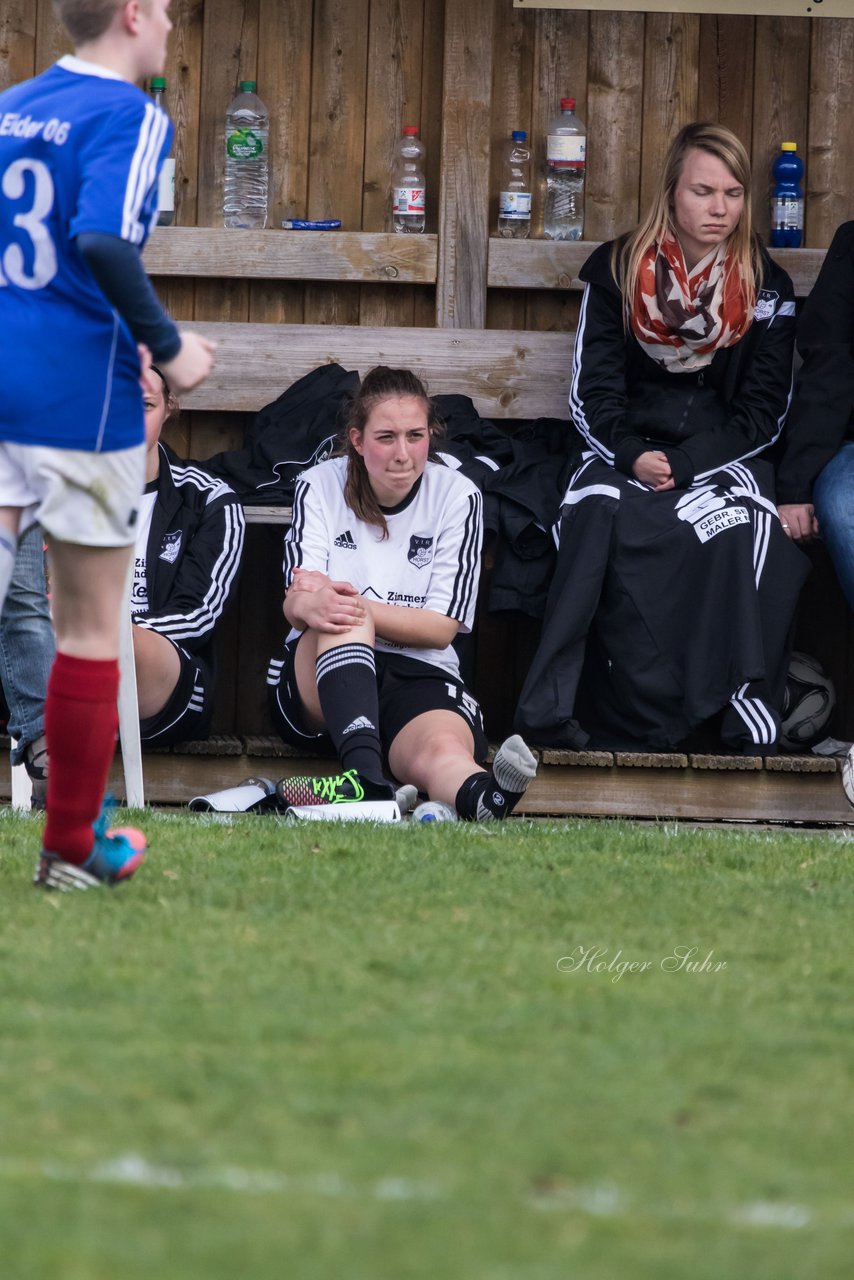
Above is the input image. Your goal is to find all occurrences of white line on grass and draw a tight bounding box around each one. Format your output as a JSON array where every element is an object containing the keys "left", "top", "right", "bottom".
[
  {"left": 0, "top": 1153, "right": 440, "bottom": 1202},
  {"left": 731, "top": 1201, "right": 812, "bottom": 1229},
  {"left": 0, "top": 1154, "right": 839, "bottom": 1229},
  {"left": 526, "top": 1183, "right": 827, "bottom": 1230}
]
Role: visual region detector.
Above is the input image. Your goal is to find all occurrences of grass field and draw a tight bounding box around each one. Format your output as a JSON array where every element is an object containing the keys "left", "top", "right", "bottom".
[{"left": 1, "top": 808, "right": 852, "bottom": 1279}]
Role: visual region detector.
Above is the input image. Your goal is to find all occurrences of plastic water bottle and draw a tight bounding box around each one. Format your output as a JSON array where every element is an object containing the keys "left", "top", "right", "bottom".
[
  {"left": 392, "top": 126, "right": 426, "bottom": 233},
  {"left": 149, "top": 76, "right": 174, "bottom": 226},
  {"left": 412, "top": 800, "right": 457, "bottom": 822},
  {"left": 544, "top": 98, "right": 586, "bottom": 241},
  {"left": 770, "top": 142, "right": 804, "bottom": 249},
  {"left": 497, "top": 130, "right": 532, "bottom": 239},
  {"left": 224, "top": 81, "right": 269, "bottom": 230}
]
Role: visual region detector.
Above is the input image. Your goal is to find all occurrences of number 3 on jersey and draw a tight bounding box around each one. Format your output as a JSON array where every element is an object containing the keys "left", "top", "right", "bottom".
[{"left": 0, "top": 158, "right": 58, "bottom": 290}]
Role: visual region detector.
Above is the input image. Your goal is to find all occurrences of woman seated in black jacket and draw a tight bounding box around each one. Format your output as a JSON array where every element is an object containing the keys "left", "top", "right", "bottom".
[
  {"left": 516, "top": 122, "right": 807, "bottom": 754},
  {"left": 132, "top": 369, "right": 245, "bottom": 746}
]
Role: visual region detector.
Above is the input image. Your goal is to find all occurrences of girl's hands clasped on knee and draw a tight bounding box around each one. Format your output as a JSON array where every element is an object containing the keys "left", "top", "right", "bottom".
[{"left": 286, "top": 567, "right": 366, "bottom": 634}]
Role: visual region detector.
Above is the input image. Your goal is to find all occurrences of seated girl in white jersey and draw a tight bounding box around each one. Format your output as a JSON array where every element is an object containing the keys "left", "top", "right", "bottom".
[{"left": 266, "top": 366, "right": 537, "bottom": 821}]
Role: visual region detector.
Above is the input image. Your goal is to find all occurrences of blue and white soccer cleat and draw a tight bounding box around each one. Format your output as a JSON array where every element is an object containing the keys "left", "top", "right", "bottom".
[{"left": 34, "top": 802, "right": 147, "bottom": 891}]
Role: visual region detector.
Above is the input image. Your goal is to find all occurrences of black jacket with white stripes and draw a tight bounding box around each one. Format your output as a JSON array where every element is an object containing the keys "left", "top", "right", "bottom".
[
  {"left": 133, "top": 442, "right": 246, "bottom": 667},
  {"left": 571, "top": 240, "right": 796, "bottom": 488}
]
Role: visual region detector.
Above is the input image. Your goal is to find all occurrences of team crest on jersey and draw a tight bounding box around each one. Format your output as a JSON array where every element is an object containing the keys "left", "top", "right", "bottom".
[
  {"left": 159, "top": 531, "right": 182, "bottom": 564},
  {"left": 407, "top": 535, "right": 434, "bottom": 568},
  {"left": 753, "top": 290, "right": 779, "bottom": 322}
]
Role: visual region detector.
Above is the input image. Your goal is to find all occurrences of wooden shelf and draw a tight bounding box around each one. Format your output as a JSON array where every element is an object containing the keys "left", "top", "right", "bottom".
[
  {"left": 488, "top": 238, "right": 824, "bottom": 297},
  {"left": 768, "top": 248, "right": 826, "bottom": 297},
  {"left": 145, "top": 230, "right": 823, "bottom": 297},
  {"left": 144, "top": 227, "right": 438, "bottom": 284},
  {"left": 488, "top": 238, "right": 595, "bottom": 290}
]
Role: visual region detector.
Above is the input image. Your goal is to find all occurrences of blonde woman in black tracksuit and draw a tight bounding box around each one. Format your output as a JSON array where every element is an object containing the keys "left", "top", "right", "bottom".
[{"left": 517, "top": 122, "right": 808, "bottom": 755}]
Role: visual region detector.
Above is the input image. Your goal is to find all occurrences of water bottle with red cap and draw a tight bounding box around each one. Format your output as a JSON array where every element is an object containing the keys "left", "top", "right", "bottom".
[
  {"left": 392, "top": 126, "right": 426, "bottom": 233},
  {"left": 544, "top": 97, "right": 586, "bottom": 240}
]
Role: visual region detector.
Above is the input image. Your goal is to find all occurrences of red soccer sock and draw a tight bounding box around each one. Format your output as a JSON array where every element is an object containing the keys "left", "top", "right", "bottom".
[{"left": 42, "top": 653, "right": 120, "bottom": 864}]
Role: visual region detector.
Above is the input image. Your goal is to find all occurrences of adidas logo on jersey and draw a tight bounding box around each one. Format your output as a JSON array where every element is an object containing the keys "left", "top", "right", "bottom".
[
  {"left": 343, "top": 716, "right": 376, "bottom": 735},
  {"left": 334, "top": 530, "right": 357, "bottom": 549}
]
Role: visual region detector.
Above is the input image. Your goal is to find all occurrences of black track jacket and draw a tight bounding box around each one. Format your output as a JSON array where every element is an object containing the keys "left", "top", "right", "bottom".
[
  {"left": 133, "top": 442, "right": 246, "bottom": 669},
  {"left": 775, "top": 220, "right": 854, "bottom": 504},
  {"left": 571, "top": 239, "right": 796, "bottom": 488}
]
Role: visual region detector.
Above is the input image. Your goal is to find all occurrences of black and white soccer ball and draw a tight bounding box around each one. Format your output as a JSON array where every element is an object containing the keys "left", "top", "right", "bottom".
[{"left": 780, "top": 652, "right": 836, "bottom": 751}]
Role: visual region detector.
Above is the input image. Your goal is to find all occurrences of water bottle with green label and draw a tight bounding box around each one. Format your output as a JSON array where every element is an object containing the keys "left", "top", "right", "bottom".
[
  {"left": 224, "top": 81, "right": 269, "bottom": 230},
  {"left": 149, "top": 77, "right": 174, "bottom": 226}
]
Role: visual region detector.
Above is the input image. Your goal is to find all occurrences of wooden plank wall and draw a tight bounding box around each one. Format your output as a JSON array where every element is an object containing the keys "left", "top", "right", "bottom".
[
  {"left": 6, "top": 7, "right": 852, "bottom": 248},
  {"left": 6, "top": 2, "right": 853, "bottom": 336},
  {"left": 4, "top": 1, "right": 854, "bottom": 736}
]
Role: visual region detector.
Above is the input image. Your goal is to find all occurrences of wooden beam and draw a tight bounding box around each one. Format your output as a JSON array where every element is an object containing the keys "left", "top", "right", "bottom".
[
  {"left": 640, "top": 11, "right": 700, "bottom": 214},
  {"left": 587, "top": 8, "right": 644, "bottom": 241},
  {"left": 523, "top": 762, "right": 854, "bottom": 825},
  {"left": 488, "top": 238, "right": 594, "bottom": 289},
  {"left": 180, "top": 321, "right": 574, "bottom": 418},
  {"left": 487, "top": 240, "right": 823, "bottom": 296},
  {"left": 768, "top": 248, "right": 827, "bottom": 298},
  {"left": 806, "top": 17, "right": 854, "bottom": 248},
  {"left": 87, "top": 750, "right": 854, "bottom": 824},
  {"left": 436, "top": 0, "right": 495, "bottom": 327},
  {"left": 751, "top": 16, "right": 810, "bottom": 242},
  {"left": 146, "top": 228, "right": 822, "bottom": 296},
  {"left": 146, "top": 228, "right": 438, "bottom": 282},
  {"left": 513, "top": 0, "right": 854, "bottom": 16},
  {"left": 0, "top": 1, "right": 35, "bottom": 90}
]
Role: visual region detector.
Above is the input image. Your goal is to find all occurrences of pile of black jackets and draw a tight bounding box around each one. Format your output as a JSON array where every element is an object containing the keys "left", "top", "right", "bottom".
[{"left": 204, "top": 363, "right": 577, "bottom": 619}]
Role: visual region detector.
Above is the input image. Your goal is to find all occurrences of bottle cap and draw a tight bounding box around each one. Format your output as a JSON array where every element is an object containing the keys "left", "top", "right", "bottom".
[
  {"left": 560, "top": 97, "right": 576, "bottom": 110},
  {"left": 239, "top": 80, "right": 257, "bottom": 92},
  {"left": 150, "top": 76, "right": 166, "bottom": 90},
  {"left": 512, "top": 130, "right": 527, "bottom": 142},
  {"left": 781, "top": 141, "right": 798, "bottom": 151},
  {"left": 403, "top": 125, "right": 419, "bottom": 136}
]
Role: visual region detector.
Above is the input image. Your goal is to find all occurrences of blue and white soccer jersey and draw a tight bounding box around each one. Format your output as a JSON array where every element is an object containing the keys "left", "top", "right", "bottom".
[
  {"left": 0, "top": 55, "right": 171, "bottom": 452},
  {"left": 284, "top": 457, "right": 483, "bottom": 680}
]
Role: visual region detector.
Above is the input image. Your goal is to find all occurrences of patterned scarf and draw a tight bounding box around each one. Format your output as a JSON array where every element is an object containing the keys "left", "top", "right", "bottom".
[{"left": 629, "top": 236, "right": 751, "bottom": 373}]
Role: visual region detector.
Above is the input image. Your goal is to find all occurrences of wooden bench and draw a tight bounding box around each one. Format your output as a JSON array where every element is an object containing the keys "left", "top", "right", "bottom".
[{"left": 7, "top": 242, "right": 847, "bottom": 822}]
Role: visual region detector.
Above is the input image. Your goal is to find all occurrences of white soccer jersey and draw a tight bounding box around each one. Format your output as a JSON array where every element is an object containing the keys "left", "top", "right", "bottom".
[{"left": 284, "top": 457, "right": 483, "bottom": 678}]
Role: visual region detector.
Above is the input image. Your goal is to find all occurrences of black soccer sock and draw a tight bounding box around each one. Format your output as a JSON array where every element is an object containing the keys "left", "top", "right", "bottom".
[
  {"left": 315, "top": 643, "right": 390, "bottom": 792},
  {"left": 455, "top": 771, "right": 493, "bottom": 821},
  {"left": 455, "top": 735, "right": 538, "bottom": 822}
]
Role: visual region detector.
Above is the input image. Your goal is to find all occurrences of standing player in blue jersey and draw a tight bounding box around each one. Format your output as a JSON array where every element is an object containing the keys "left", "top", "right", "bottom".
[{"left": 0, "top": 0, "right": 214, "bottom": 890}]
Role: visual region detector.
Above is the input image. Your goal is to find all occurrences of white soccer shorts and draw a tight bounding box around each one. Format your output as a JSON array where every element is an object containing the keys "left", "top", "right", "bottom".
[{"left": 0, "top": 441, "right": 145, "bottom": 547}]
